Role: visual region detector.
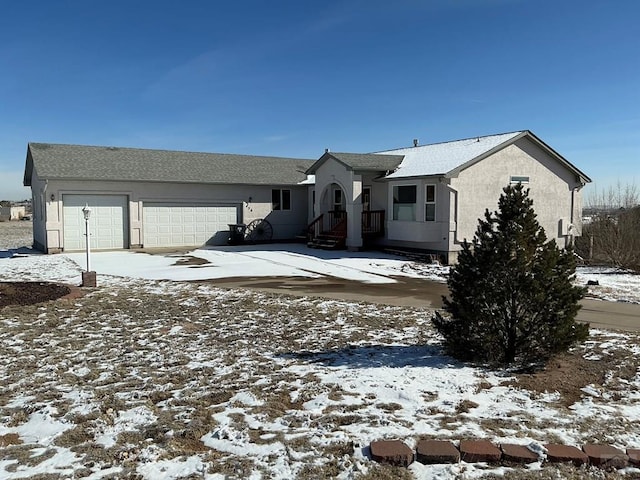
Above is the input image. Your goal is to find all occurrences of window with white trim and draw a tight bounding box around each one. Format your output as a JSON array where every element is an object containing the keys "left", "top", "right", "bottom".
[
  {"left": 393, "top": 185, "right": 416, "bottom": 221},
  {"left": 510, "top": 175, "right": 530, "bottom": 184},
  {"left": 425, "top": 184, "right": 436, "bottom": 222},
  {"left": 272, "top": 189, "right": 291, "bottom": 211}
]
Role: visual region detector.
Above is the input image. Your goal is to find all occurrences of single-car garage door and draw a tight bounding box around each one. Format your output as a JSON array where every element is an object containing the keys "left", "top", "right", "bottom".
[
  {"left": 143, "top": 204, "right": 239, "bottom": 248},
  {"left": 63, "top": 194, "right": 129, "bottom": 251}
]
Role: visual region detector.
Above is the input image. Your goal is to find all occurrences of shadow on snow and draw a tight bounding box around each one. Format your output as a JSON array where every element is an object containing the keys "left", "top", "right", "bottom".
[{"left": 278, "top": 343, "right": 462, "bottom": 370}]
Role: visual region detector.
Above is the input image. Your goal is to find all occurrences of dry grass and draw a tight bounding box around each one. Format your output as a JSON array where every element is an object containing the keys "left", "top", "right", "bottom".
[{"left": 2, "top": 222, "right": 640, "bottom": 479}]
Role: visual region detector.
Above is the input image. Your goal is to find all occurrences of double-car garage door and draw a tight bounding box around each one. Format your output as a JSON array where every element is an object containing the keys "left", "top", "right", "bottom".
[
  {"left": 142, "top": 204, "right": 239, "bottom": 248},
  {"left": 63, "top": 195, "right": 239, "bottom": 250}
]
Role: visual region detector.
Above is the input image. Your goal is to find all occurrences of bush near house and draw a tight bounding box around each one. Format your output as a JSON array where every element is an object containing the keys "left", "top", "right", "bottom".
[
  {"left": 576, "top": 206, "right": 640, "bottom": 272},
  {"left": 433, "top": 184, "right": 588, "bottom": 367}
]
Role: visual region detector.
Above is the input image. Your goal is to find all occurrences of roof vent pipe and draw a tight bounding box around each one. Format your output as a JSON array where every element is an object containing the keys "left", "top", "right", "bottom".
[{"left": 413, "top": 139, "right": 419, "bottom": 147}]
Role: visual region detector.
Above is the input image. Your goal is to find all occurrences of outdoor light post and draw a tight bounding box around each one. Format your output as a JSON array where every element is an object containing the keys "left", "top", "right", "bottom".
[
  {"left": 81, "top": 204, "right": 97, "bottom": 287},
  {"left": 82, "top": 204, "right": 91, "bottom": 271}
]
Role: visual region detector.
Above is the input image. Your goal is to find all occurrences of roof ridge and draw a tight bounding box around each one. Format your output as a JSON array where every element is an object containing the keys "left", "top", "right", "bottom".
[
  {"left": 28, "top": 142, "right": 314, "bottom": 162},
  {"left": 374, "top": 130, "right": 525, "bottom": 153}
]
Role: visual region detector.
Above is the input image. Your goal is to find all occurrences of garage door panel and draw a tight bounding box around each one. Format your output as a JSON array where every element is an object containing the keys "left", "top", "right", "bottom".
[
  {"left": 143, "top": 204, "right": 238, "bottom": 248},
  {"left": 63, "top": 195, "right": 128, "bottom": 251}
]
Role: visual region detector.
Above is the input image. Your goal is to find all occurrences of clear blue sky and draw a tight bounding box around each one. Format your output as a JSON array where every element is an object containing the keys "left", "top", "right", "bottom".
[{"left": 1, "top": 0, "right": 638, "bottom": 200}]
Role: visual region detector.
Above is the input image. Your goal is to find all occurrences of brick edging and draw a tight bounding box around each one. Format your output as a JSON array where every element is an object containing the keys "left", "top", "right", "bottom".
[{"left": 369, "top": 439, "right": 636, "bottom": 469}]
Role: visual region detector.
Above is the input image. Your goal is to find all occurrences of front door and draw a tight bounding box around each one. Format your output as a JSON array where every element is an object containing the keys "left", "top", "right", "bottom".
[
  {"left": 362, "top": 187, "right": 371, "bottom": 229},
  {"left": 362, "top": 187, "right": 371, "bottom": 211}
]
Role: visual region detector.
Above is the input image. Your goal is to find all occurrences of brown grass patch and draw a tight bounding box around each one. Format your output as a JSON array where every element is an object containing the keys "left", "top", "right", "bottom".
[{"left": 0, "top": 433, "right": 22, "bottom": 447}]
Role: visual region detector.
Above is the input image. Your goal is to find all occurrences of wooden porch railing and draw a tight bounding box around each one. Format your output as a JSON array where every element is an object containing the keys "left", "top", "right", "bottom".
[
  {"left": 307, "top": 209, "right": 384, "bottom": 247},
  {"left": 328, "top": 210, "right": 346, "bottom": 230},
  {"left": 362, "top": 210, "right": 385, "bottom": 237},
  {"left": 307, "top": 214, "right": 324, "bottom": 240}
]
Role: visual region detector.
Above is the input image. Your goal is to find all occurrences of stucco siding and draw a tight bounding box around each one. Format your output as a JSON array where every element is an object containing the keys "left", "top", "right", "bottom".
[
  {"left": 451, "top": 138, "right": 582, "bottom": 247},
  {"left": 384, "top": 178, "right": 450, "bottom": 252},
  {"left": 37, "top": 179, "right": 308, "bottom": 251}
]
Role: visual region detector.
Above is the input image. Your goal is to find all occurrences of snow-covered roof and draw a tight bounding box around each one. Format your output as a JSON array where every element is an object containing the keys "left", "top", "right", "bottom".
[{"left": 377, "top": 131, "right": 524, "bottom": 179}]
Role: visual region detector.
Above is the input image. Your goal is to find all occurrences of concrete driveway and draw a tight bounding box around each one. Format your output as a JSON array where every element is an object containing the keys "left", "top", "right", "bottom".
[
  {"left": 63, "top": 245, "right": 640, "bottom": 333},
  {"left": 210, "top": 275, "right": 640, "bottom": 333}
]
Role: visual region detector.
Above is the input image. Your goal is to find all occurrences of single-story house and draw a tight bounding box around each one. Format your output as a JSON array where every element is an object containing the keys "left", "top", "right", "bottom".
[
  {"left": 24, "top": 130, "right": 591, "bottom": 263},
  {"left": 0, "top": 205, "right": 27, "bottom": 221}
]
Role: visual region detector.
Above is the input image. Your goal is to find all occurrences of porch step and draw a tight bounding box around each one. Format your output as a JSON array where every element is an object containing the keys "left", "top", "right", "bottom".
[{"left": 308, "top": 233, "right": 346, "bottom": 250}]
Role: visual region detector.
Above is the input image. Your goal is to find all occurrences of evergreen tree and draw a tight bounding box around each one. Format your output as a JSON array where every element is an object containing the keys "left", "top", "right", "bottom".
[{"left": 433, "top": 184, "right": 588, "bottom": 366}]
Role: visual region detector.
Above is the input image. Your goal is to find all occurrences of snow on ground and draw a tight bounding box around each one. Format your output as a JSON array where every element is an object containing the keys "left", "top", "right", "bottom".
[
  {"left": 2, "top": 224, "right": 640, "bottom": 479},
  {"left": 576, "top": 266, "right": 640, "bottom": 304},
  {"left": 59, "top": 243, "right": 450, "bottom": 285}
]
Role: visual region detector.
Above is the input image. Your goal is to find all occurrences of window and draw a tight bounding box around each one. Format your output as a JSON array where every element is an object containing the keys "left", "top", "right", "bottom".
[
  {"left": 425, "top": 184, "right": 436, "bottom": 222},
  {"left": 272, "top": 189, "right": 291, "bottom": 211},
  {"left": 333, "top": 189, "right": 344, "bottom": 211},
  {"left": 393, "top": 185, "right": 416, "bottom": 221},
  {"left": 510, "top": 176, "right": 530, "bottom": 184}
]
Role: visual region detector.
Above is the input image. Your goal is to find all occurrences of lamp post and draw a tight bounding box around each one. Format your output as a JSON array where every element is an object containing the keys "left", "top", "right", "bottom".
[
  {"left": 81, "top": 204, "right": 96, "bottom": 287},
  {"left": 82, "top": 204, "right": 91, "bottom": 271}
]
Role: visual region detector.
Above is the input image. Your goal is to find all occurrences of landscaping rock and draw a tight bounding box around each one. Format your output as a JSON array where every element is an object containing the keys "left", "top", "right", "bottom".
[
  {"left": 500, "top": 443, "right": 539, "bottom": 464},
  {"left": 370, "top": 440, "right": 414, "bottom": 467},
  {"left": 583, "top": 444, "right": 628, "bottom": 468},
  {"left": 545, "top": 444, "right": 588, "bottom": 465},
  {"left": 627, "top": 448, "right": 640, "bottom": 466},
  {"left": 416, "top": 439, "right": 460, "bottom": 464},
  {"left": 459, "top": 440, "right": 501, "bottom": 463}
]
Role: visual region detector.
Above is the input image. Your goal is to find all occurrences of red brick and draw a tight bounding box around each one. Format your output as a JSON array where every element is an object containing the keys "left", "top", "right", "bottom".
[
  {"left": 416, "top": 440, "right": 460, "bottom": 464},
  {"left": 459, "top": 440, "right": 501, "bottom": 463},
  {"left": 583, "top": 444, "right": 628, "bottom": 468},
  {"left": 627, "top": 448, "right": 640, "bottom": 466},
  {"left": 370, "top": 440, "right": 414, "bottom": 467},
  {"left": 545, "top": 444, "right": 588, "bottom": 465},
  {"left": 500, "top": 444, "right": 539, "bottom": 464}
]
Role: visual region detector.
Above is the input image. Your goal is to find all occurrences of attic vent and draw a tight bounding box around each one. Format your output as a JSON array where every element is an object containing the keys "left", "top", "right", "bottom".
[{"left": 413, "top": 139, "right": 419, "bottom": 147}]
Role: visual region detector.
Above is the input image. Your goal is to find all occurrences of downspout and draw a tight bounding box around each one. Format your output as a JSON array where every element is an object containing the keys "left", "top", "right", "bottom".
[
  {"left": 569, "top": 187, "right": 575, "bottom": 248},
  {"left": 568, "top": 179, "right": 585, "bottom": 248},
  {"left": 444, "top": 182, "right": 460, "bottom": 245},
  {"left": 41, "top": 179, "right": 48, "bottom": 221}
]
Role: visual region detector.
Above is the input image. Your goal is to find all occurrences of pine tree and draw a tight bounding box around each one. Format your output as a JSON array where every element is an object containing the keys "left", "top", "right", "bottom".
[{"left": 433, "top": 184, "right": 588, "bottom": 366}]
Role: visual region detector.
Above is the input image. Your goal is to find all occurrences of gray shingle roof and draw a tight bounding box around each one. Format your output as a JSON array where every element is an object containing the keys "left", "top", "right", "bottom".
[
  {"left": 25, "top": 143, "right": 315, "bottom": 186},
  {"left": 305, "top": 152, "right": 403, "bottom": 175}
]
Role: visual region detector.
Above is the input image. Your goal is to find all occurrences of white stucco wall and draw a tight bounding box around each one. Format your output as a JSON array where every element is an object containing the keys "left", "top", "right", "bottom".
[
  {"left": 450, "top": 137, "right": 584, "bottom": 249},
  {"left": 31, "top": 176, "right": 308, "bottom": 252},
  {"left": 312, "top": 158, "right": 363, "bottom": 249},
  {"left": 384, "top": 178, "right": 451, "bottom": 253},
  {"left": 374, "top": 137, "right": 586, "bottom": 263}
]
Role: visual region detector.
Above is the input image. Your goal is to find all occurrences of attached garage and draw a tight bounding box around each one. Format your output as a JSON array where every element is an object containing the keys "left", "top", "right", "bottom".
[
  {"left": 24, "top": 142, "right": 314, "bottom": 253},
  {"left": 143, "top": 203, "right": 239, "bottom": 248},
  {"left": 63, "top": 194, "right": 129, "bottom": 251}
]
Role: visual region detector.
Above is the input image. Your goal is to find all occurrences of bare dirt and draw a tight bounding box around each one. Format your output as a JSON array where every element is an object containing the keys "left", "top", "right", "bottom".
[{"left": 0, "top": 281, "right": 81, "bottom": 308}]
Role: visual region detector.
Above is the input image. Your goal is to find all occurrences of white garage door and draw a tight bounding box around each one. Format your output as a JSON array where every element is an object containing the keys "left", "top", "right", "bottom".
[
  {"left": 143, "top": 204, "right": 239, "bottom": 248},
  {"left": 63, "top": 195, "right": 128, "bottom": 251}
]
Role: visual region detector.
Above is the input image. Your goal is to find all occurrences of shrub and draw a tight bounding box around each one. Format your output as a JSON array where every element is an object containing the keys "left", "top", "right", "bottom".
[{"left": 433, "top": 184, "right": 588, "bottom": 367}]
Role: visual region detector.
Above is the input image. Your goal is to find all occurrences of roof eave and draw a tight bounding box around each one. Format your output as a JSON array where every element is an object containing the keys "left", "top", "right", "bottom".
[{"left": 305, "top": 152, "right": 351, "bottom": 175}]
